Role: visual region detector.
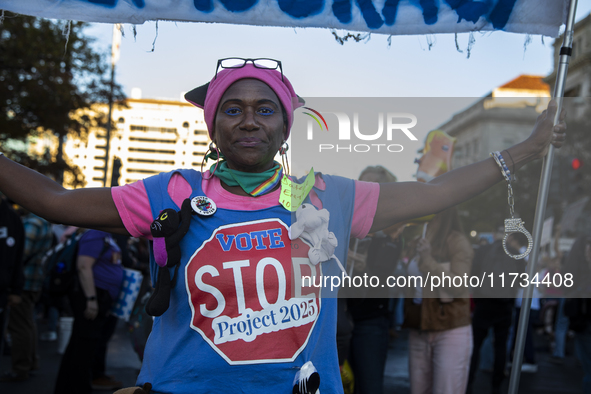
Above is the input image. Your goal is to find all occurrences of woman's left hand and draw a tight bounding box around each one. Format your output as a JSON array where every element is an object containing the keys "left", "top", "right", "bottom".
[{"left": 528, "top": 100, "right": 567, "bottom": 159}]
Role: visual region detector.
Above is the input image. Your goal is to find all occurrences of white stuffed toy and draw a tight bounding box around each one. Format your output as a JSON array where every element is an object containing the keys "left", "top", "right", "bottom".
[{"left": 289, "top": 204, "right": 347, "bottom": 275}]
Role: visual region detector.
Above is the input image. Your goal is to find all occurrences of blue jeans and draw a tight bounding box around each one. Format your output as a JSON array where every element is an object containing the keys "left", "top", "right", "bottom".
[
  {"left": 553, "top": 298, "right": 569, "bottom": 358},
  {"left": 47, "top": 306, "right": 59, "bottom": 332},
  {"left": 394, "top": 296, "right": 404, "bottom": 328},
  {"left": 510, "top": 308, "right": 538, "bottom": 364},
  {"left": 575, "top": 324, "right": 591, "bottom": 394},
  {"left": 478, "top": 328, "right": 494, "bottom": 370}
]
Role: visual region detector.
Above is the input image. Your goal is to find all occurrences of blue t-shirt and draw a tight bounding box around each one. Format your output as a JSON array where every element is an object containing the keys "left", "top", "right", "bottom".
[
  {"left": 137, "top": 169, "right": 355, "bottom": 394},
  {"left": 78, "top": 230, "right": 124, "bottom": 300}
]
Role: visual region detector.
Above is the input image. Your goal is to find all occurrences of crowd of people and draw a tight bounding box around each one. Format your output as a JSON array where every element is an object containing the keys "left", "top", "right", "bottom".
[
  {"left": 1, "top": 58, "right": 584, "bottom": 394},
  {"left": 332, "top": 169, "right": 591, "bottom": 394},
  {"left": 0, "top": 196, "right": 152, "bottom": 393},
  {"left": 2, "top": 188, "right": 590, "bottom": 394}
]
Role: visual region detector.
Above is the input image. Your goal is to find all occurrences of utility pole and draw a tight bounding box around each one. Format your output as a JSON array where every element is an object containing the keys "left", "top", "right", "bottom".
[{"left": 101, "top": 24, "right": 121, "bottom": 187}]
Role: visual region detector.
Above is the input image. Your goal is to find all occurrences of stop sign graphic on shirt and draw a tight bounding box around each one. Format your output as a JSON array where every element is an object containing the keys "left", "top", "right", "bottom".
[{"left": 185, "top": 218, "right": 322, "bottom": 364}]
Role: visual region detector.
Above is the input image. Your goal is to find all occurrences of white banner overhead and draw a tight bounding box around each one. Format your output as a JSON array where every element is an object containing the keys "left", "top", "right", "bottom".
[{"left": 0, "top": 0, "right": 569, "bottom": 37}]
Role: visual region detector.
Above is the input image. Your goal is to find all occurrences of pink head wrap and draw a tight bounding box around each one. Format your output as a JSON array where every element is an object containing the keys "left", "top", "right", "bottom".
[{"left": 184, "top": 64, "right": 302, "bottom": 140}]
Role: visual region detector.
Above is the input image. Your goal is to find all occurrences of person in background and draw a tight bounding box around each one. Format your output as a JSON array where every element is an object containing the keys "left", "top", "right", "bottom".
[
  {"left": 537, "top": 255, "right": 564, "bottom": 362},
  {"left": 404, "top": 207, "right": 474, "bottom": 394},
  {"left": 345, "top": 165, "right": 403, "bottom": 394},
  {"left": 0, "top": 196, "right": 25, "bottom": 361},
  {"left": 1, "top": 209, "right": 53, "bottom": 382},
  {"left": 40, "top": 225, "right": 78, "bottom": 342},
  {"left": 551, "top": 292, "right": 570, "bottom": 364},
  {"left": 563, "top": 236, "right": 591, "bottom": 394},
  {"left": 468, "top": 230, "right": 524, "bottom": 394},
  {"left": 53, "top": 229, "right": 124, "bottom": 394},
  {"left": 124, "top": 237, "right": 153, "bottom": 363},
  {"left": 550, "top": 225, "right": 569, "bottom": 364},
  {"left": 336, "top": 298, "right": 354, "bottom": 394},
  {"left": 127, "top": 237, "right": 151, "bottom": 275},
  {"left": 91, "top": 234, "right": 134, "bottom": 391},
  {"left": 509, "top": 235, "right": 540, "bottom": 374}
]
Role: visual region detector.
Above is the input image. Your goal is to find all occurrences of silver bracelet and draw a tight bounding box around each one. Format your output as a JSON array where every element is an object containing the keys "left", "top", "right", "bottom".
[{"left": 490, "top": 151, "right": 533, "bottom": 260}]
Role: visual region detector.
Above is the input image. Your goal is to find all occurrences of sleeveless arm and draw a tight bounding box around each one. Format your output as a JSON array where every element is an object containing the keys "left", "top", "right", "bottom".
[{"left": 0, "top": 156, "right": 127, "bottom": 234}]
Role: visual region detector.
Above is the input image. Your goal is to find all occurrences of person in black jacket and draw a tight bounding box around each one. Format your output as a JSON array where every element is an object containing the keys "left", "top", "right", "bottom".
[
  {"left": 342, "top": 166, "right": 403, "bottom": 394},
  {"left": 563, "top": 236, "right": 591, "bottom": 394},
  {"left": 347, "top": 231, "right": 403, "bottom": 394},
  {"left": 467, "top": 229, "right": 524, "bottom": 394},
  {"left": 0, "top": 196, "right": 25, "bottom": 361}
]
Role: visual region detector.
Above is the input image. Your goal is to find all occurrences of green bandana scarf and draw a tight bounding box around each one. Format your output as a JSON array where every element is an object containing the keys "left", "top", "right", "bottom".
[{"left": 210, "top": 160, "right": 283, "bottom": 197}]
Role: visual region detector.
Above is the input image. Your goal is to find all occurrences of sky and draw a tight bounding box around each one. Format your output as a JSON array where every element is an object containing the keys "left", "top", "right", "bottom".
[
  {"left": 85, "top": 0, "right": 591, "bottom": 99},
  {"left": 83, "top": 0, "right": 591, "bottom": 180}
]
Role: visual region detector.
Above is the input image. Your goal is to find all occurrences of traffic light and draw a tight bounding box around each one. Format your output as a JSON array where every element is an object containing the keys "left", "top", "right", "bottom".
[
  {"left": 111, "top": 157, "right": 122, "bottom": 187},
  {"left": 572, "top": 157, "right": 582, "bottom": 170},
  {"left": 569, "top": 156, "right": 584, "bottom": 199}
]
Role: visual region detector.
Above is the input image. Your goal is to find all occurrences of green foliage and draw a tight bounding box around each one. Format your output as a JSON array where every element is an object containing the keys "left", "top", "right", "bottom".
[{"left": 0, "top": 13, "right": 125, "bottom": 185}]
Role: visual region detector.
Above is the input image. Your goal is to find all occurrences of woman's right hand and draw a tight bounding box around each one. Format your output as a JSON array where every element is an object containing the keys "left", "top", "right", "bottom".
[{"left": 526, "top": 100, "right": 567, "bottom": 160}]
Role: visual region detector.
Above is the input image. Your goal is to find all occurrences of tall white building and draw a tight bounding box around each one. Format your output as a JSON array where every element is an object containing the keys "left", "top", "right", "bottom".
[{"left": 65, "top": 94, "right": 210, "bottom": 187}]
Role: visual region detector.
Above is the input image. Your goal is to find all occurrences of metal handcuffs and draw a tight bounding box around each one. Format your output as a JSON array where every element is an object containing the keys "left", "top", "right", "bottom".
[{"left": 502, "top": 218, "right": 533, "bottom": 260}]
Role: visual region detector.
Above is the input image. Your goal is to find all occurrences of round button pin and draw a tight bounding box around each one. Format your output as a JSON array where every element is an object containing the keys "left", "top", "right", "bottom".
[{"left": 191, "top": 196, "right": 216, "bottom": 216}]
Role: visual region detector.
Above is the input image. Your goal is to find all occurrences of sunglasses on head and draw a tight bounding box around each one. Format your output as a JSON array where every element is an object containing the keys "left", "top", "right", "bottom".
[{"left": 214, "top": 57, "right": 283, "bottom": 81}]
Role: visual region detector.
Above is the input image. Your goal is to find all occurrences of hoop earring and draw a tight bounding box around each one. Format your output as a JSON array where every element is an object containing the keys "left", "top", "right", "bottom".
[
  {"left": 202, "top": 141, "right": 220, "bottom": 180},
  {"left": 279, "top": 140, "right": 289, "bottom": 176}
]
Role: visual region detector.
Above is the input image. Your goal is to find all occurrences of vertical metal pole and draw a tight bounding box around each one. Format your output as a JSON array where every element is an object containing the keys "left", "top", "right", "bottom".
[
  {"left": 101, "top": 24, "right": 120, "bottom": 187},
  {"left": 101, "top": 64, "right": 115, "bottom": 187},
  {"left": 507, "top": 1, "right": 578, "bottom": 393}
]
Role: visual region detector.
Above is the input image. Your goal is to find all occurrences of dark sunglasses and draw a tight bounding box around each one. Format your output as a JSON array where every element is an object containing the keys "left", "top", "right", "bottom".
[{"left": 214, "top": 57, "right": 283, "bottom": 81}]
